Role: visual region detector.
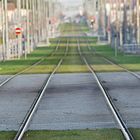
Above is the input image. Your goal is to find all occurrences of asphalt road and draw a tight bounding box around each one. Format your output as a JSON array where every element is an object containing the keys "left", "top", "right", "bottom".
[{"left": 0, "top": 72, "right": 139, "bottom": 131}]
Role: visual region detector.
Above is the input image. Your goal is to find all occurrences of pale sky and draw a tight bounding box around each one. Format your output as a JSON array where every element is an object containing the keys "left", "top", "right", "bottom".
[
  {"left": 58, "top": 0, "right": 84, "bottom": 17},
  {"left": 59, "top": 0, "right": 83, "bottom": 6}
]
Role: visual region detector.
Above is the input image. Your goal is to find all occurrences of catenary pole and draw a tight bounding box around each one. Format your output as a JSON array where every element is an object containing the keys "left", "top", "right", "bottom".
[
  {"left": 32, "top": 0, "right": 36, "bottom": 48},
  {"left": 29, "top": 0, "right": 33, "bottom": 52},
  {"left": 26, "top": 0, "right": 30, "bottom": 54},
  {"left": 2, "top": 0, "right": 6, "bottom": 61},
  {"left": 46, "top": 1, "right": 50, "bottom": 45},
  {"left": 137, "top": 0, "right": 140, "bottom": 43},
  {"left": 22, "top": 0, "right": 27, "bottom": 59},
  {"left": 5, "top": 0, "right": 10, "bottom": 60},
  {"left": 17, "top": 0, "right": 22, "bottom": 59}
]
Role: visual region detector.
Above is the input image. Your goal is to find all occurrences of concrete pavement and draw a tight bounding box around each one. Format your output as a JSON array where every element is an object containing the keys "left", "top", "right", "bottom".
[{"left": 0, "top": 72, "right": 139, "bottom": 131}]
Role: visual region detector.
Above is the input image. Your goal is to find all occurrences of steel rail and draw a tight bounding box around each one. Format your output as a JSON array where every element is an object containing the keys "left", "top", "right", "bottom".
[
  {"left": 77, "top": 38, "right": 134, "bottom": 140},
  {"left": 86, "top": 38, "right": 140, "bottom": 80},
  {"left": 0, "top": 39, "right": 61, "bottom": 88},
  {"left": 13, "top": 39, "right": 69, "bottom": 140}
]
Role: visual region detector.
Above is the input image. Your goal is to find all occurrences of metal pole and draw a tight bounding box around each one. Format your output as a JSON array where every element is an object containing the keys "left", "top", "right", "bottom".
[
  {"left": 32, "top": 0, "right": 36, "bottom": 48},
  {"left": 41, "top": 0, "right": 44, "bottom": 41},
  {"left": 110, "top": 0, "right": 114, "bottom": 45},
  {"left": 46, "top": 1, "right": 50, "bottom": 45},
  {"left": 116, "top": 0, "right": 119, "bottom": 53},
  {"left": 29, "top": 0, "right": 33, "bottom": 52},
  {"left": 137, "top": 0, "right": 140, "bottom": 43},
  {"left": 42, "top": 0, "right": 45, "bottom": 41},
  {"left": 113, "top": 0, "right": 118, "bottom": 56},
  {"left": 36, "top": 0, "right": 39, "bottom": 42},
  {"left": 48, "top": 0, "right": 51, "bottom": 40},
  {"left": 97, "top": 0, "right": 101, "bottom": 42},
  {"left": 103, "top": 0, "right": 106, "bottom": 37},
  {"left": 34, "top": 0, "right": 37, "bottom": 45},
  {"left": 115, "top": 36, "right": 117, "bottom": 56},
  {"left": 4, "top": 0, "right": 10, "bottom": 60},
  {"left": 2, "top": 0, "right": 6, "bottom": 61},
  {"left": 26, "top": 0, "right": 30, "bottom": 54},
  {"left": 107, "top": 2, "right": 112, "bottom": 44},
  {"left": 123, "top": 0, "right": 128, "bottom": 44},
  {"left": 38, "top": 0, "right": 41, "bottom": 41},
  {"left": 22, "top": 0, "right": 27, "bottom": 59},
  {"left": 44, "top": 1, "right": 47, "bottom": 42},
  {"left": 35, "top": 0, "right": 38, "bottom": 42},
  {"left": 17, "top": 0, "right": 22, "bottom": 59},
  {"left": 119, "top": 0, "right": 123, "bottom": 48},
  {"left": 49, "top": 0, "right": 53, "bottom": 38}
]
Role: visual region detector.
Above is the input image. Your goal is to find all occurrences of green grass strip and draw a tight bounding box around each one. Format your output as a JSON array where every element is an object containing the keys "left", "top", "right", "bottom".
[{"left": 0, "top": 129, "right": 124, "bottom": 140}]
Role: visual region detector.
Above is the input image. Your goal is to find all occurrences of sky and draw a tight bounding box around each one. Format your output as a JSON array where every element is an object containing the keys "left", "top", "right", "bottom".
[
  {"left": 59, "top": 0, "right": 83, "bottom": 7},
  {"left": 58, "top": 0, "right": 84, "bottom": 17}
]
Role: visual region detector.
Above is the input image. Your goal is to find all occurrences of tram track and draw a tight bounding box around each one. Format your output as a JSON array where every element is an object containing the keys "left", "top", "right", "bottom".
[
  {"left": 13, "top": 39, "right": 69, "bottom": 140},
  {"left": 85, "top": 37, "right": 140, "bottom": 80},
  {"left": 78, "top": 22, "right": 140, "bottom": 79},
  {"left": 77, "top": 38, "right": 134, "bottom": 140},
  {"left": 1, "top": 24, "right": 138, "bottom": 140},
  {"left": 0, "top": 39, "right": 61, "bottom": 88}
]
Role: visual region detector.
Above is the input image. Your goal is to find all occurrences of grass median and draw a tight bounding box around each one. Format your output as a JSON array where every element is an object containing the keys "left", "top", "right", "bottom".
[
  {"left": 0, "top": 46, "right": 56, "bottom": 75},
  {"left": 90, "top": 43, "right": 140, "bottom": 71},
  {"left": 0, "top": 129, "right": 124, "bottom": 140},
  {"left": 1, "top": 23, "right": 140, "bottom": 74},
  {"left": 1, "top": 36, "right": 140, "bottom": 74},
  {"left": 1, "top": 128, "right": 140, "bottom": 140}
]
